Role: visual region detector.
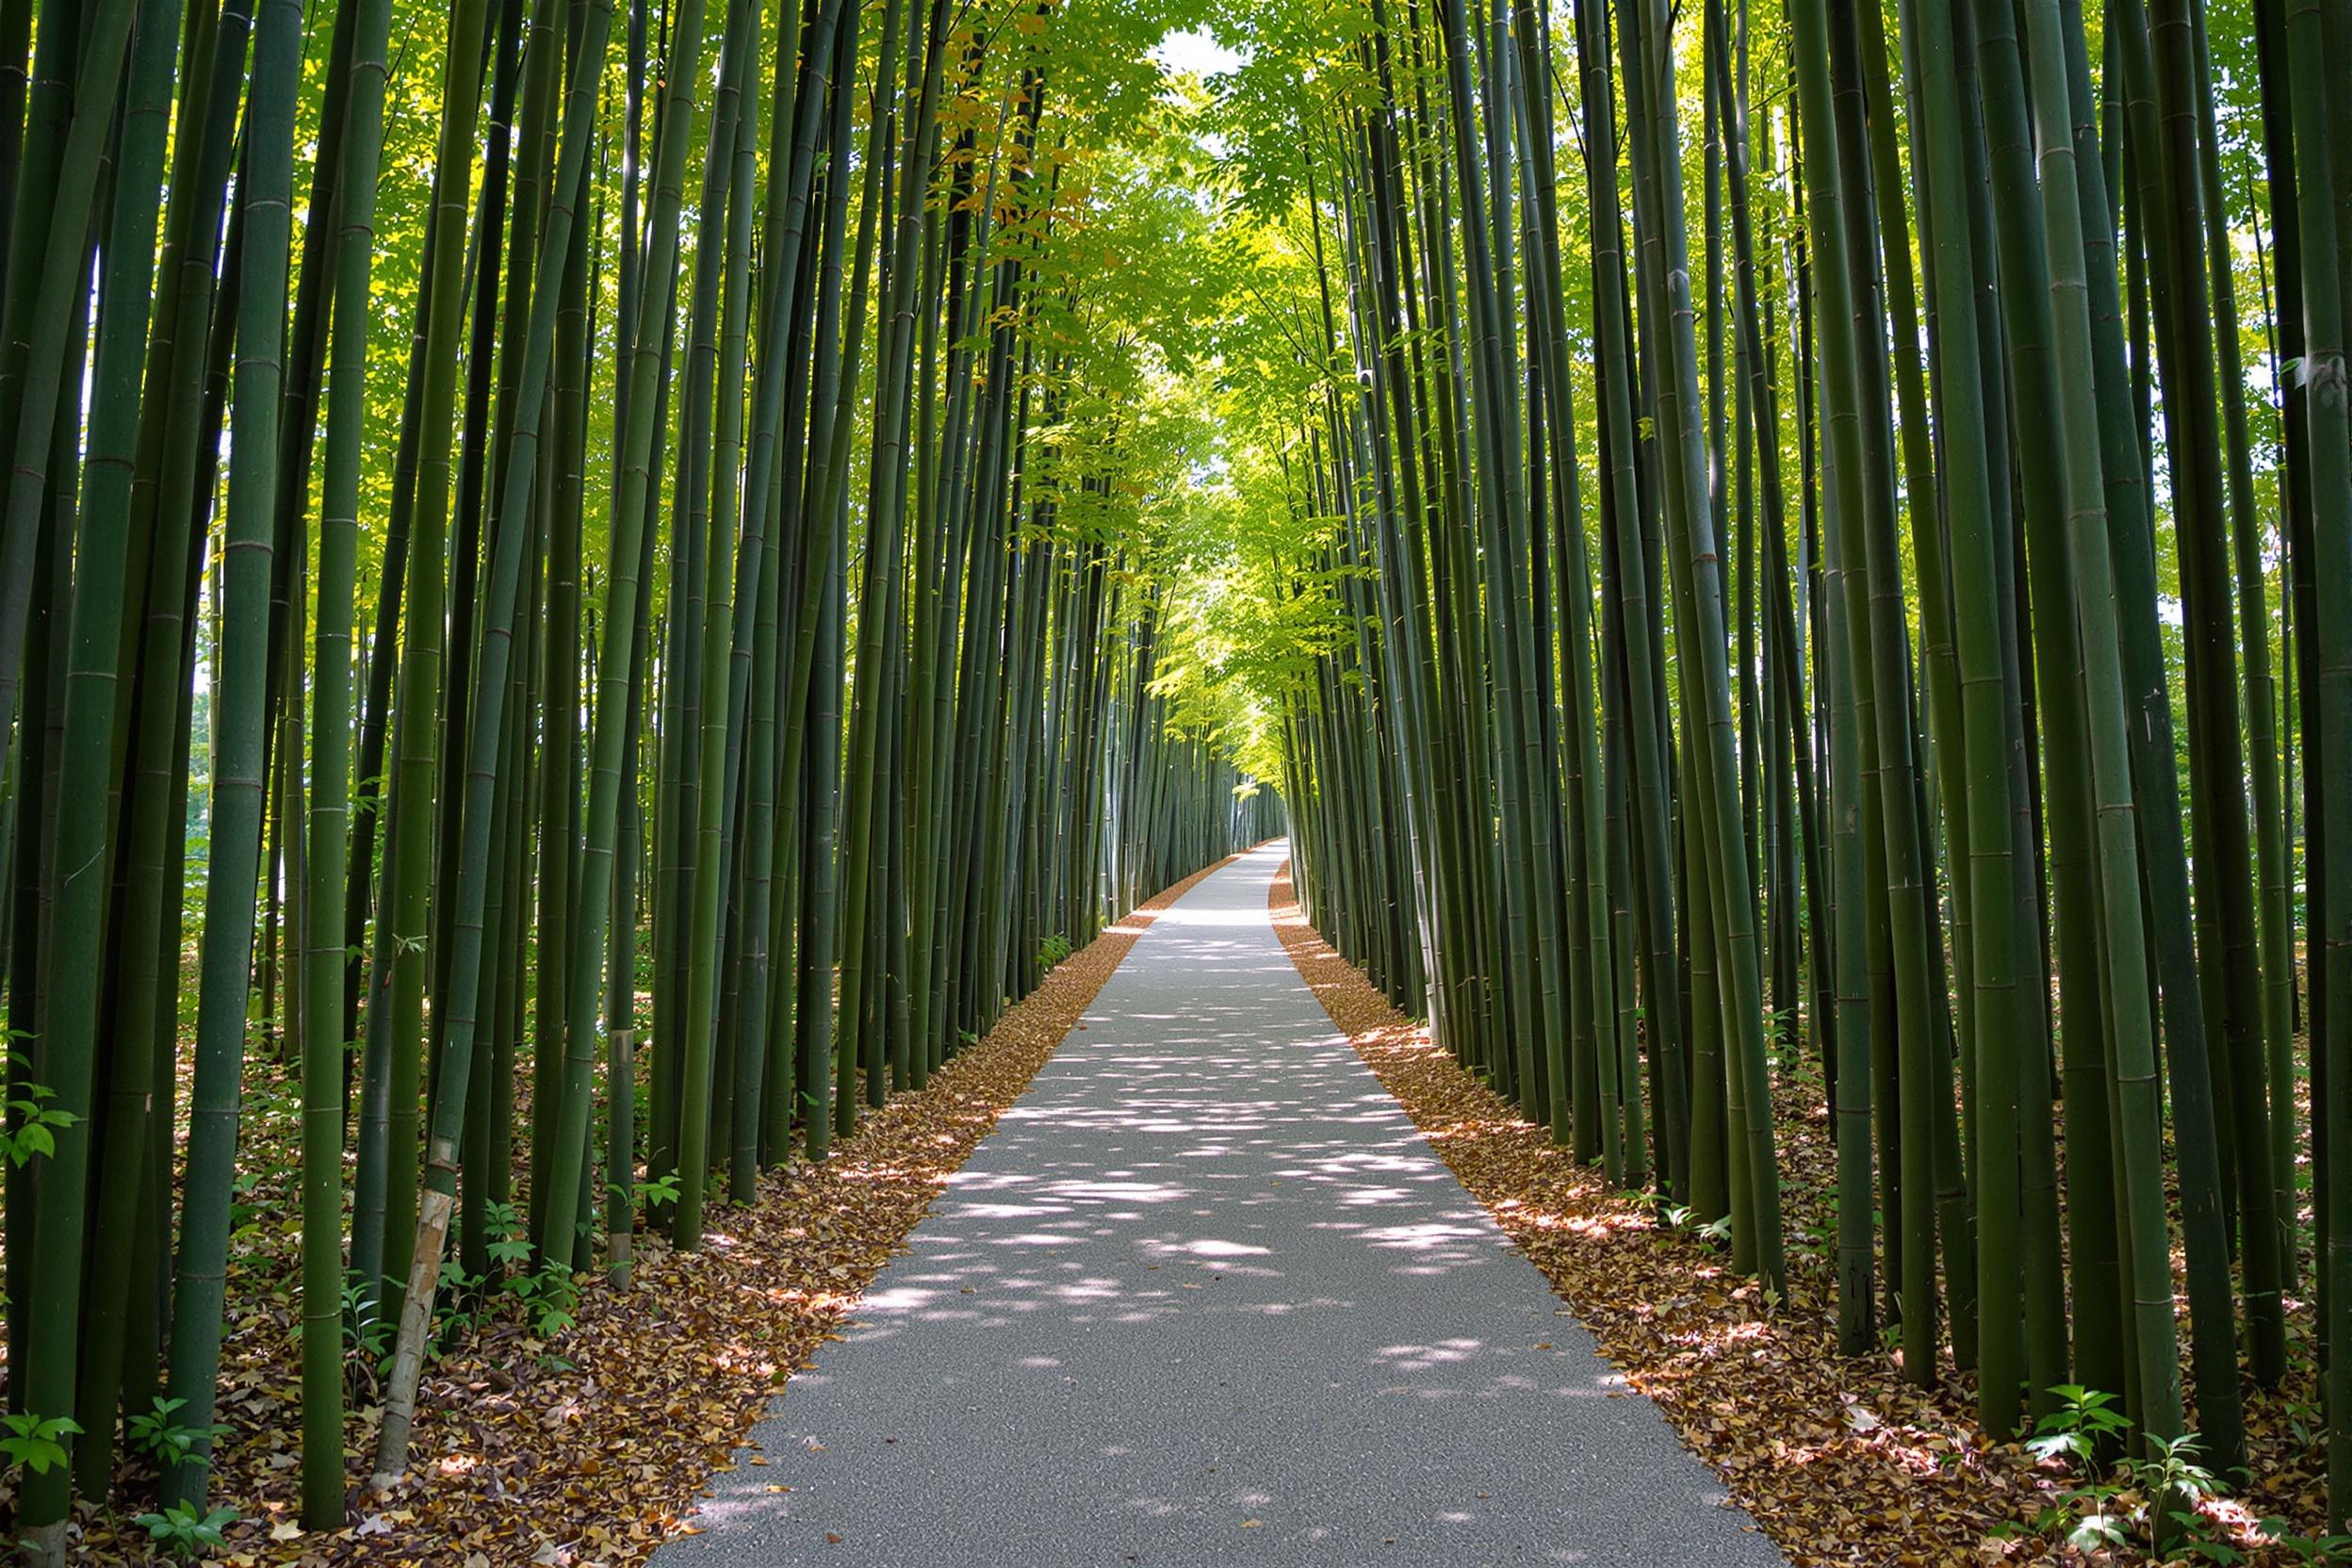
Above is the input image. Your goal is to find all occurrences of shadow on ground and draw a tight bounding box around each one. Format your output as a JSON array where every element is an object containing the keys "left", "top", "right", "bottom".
[{"left": 657, "top": 845, "right": 1786, "bottom": 1568}]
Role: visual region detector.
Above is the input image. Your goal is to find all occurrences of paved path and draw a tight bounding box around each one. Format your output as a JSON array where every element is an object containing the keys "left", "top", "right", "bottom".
[{"left": 659, "top": 841, "right": 1785, "bottom": 1567}]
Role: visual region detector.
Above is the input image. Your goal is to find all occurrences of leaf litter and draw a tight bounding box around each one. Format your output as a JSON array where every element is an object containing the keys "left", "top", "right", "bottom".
[
  {"left": 68, "top": 857, "right": 1241, "bottom": 1565},
  {"left": 1266, "top": 858, "right": 2329, "bottom": 1566}
]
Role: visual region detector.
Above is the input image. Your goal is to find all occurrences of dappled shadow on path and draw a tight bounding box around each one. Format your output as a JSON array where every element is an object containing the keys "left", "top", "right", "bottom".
[{"left": 661, "top": 844, "right": 1778, "bottom": 1568}]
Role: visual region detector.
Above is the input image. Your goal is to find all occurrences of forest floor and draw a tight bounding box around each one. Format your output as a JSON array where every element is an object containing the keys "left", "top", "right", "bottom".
[
  {"left": 44, "top": 848, "right": 2335, "bottom": 1565},
  {"left": 1266, "top": 860, "right": 2330, "bottom": 1567},
  {"left": 65, "top": 853, "right": 1241, "bottom": 1567}
]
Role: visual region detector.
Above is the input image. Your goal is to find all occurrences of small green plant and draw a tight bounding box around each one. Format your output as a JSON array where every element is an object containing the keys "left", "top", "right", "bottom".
[
  {"left": 132, "top": 1500, "right": 242, "bottom": 1560},
  {"left": 1, "top": 1046, "right": 76, "bottom": 1168},
  {"left": 483, "top": 1199, "right": 533, "bottom": 1271},
  {"left": 433, "top": 1258, "right": 490, "bottom": 1347},
  {"left": 1037, "top": 933, "right": 1072, "bottom": 969},
  {"left": 632, "top": 1171, "right": 683, "bottom": 1209},
  {"left": 2132, "top": 1431, "right": 2225, "bottom": 1557},
  {"left": 127, "top": 1396, "right": 231, "bottom": 1471},
  {"left": 342, "top": 1276, "right": 397, "bottom": 1394},
  {"left": 1655, "top": 1202, "right": 1731, "bottom": 1246},
  {"left": 2026, "top": 1384, "right": 2131, "bottom": 1472},
  {"left": 2041, "top": 1487, "right": 2129, "bottom": 1559},
  {"left": 2254, "top": 1518, "right": 2352, "bottom": 1563},
  {"left": 2009, "top": 1399, "right": 2245, "bottom": 1562},
  {"left": 506, "top": 1260, "right": 580, "bottom": 1337},
  {"left": 0, "top": 1412, "right": 80, "bottom": 1477},
  {"left": 226, "top": 1168, "right": 268, "bottom": 1238}
]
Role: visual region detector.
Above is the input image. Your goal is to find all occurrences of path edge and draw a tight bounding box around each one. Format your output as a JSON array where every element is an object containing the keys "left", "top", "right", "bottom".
[
  {"left": 1263, "top": 857, "right": 1811, "bottom": 1560},
  {"left": 654, "top": 846, "right": 1260, "bottom": 1550}
]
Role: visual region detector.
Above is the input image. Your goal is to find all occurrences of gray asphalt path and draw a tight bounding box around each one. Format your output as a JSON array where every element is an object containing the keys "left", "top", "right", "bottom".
[{"left": 658, "top": 841, "right": 1786, "bottom": 1567}]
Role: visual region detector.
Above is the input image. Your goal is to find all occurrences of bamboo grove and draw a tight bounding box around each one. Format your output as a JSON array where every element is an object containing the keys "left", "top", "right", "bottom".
[
  {"left": 1196, "top": 0, "right": 2352, "bottom": 1529},
  {"left": 0, "top": 0, "right": 1280, "bottom": 1554}
]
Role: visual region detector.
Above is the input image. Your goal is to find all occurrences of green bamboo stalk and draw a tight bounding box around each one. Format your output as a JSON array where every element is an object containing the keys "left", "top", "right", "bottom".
[{"left": 373, "top": 0, "right": 618, "bottom": 1483}]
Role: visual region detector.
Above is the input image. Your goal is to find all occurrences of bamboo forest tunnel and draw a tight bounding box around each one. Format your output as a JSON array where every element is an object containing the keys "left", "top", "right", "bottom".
[{"left": 4, "top": 0, "right": 2352, "bottom": 1558}]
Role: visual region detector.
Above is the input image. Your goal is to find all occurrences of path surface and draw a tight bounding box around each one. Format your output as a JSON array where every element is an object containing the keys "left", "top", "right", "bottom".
[{"left": 659, "top": 842, "right": 1785, "bottom": 1567}]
